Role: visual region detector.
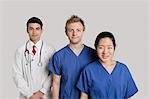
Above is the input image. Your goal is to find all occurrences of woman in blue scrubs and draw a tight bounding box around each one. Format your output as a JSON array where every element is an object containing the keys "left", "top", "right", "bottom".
[
  {"left": 77, "top": 31, "right": 138, "bottom": 99},
  {"left": 48, "top": 15, "right": 97, "bottom": 99}
]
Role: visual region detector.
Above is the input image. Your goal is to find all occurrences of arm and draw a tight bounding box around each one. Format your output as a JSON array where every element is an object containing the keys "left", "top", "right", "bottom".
[
  {"left": 40, "top": 48, "right": 55, "bottom": 95},
  {"left": 39, "top": 73, "right": 51, "bottom": 95},
  {"left": 76, "top": 69, "right": 90, "bottom": 99},
  {"left": 51, "top": 73, "right": 61, "bottom": 99},
  {"left": 125, "top": 66, "right": 138, "bottom": 98},
  {"left": 80, "top": 92, "right": 88, "bottom": 99},
  {"left": 29, "top": 91, "right": 44, "bottom": 99},
  {"left": 12, "top": 49, "right": 33, "bottom": 98}
]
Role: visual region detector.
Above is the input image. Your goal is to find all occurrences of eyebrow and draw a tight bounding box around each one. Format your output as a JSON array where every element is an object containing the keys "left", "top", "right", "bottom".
[{"left": 98, "top": 45, "right": 113, "bottom": 46}]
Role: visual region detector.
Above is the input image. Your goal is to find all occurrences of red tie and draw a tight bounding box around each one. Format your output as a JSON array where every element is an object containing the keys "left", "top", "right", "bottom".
[{"left": 32, "top": 45, "right": 36, "bottom": 55}]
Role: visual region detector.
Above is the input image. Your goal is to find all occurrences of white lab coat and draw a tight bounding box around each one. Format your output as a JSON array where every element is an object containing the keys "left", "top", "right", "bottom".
[{"left": 13, "top": 40, "right": 55, "bottom": 99}]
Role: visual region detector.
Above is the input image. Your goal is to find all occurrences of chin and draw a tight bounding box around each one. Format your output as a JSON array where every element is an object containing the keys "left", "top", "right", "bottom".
[
  {"left": 100, "top": 59, "right": 110, "bottom": 63},
  {"left": 71, "top": 40, "right": 81, "bottom": 44}
]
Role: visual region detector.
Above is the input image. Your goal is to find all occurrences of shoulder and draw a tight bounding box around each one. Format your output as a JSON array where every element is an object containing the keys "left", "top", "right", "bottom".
[
  {"left": 117, "top": 61, "right": 128, "bottom": 68},
  {"left": 43, "top": 42, "right": 55, "bottom": 54},
  {"left": 13, "top": 44, "right": 26, "bottom": 59},
  {"left": 83, "top": 60, "right": 99, "bottom": 72},
  {"left": 80, "top": 60, "right": 99, "bottom": 80},
  {"left": 43, "top": 42, "right": 55, "bottom": 50},
  {"left": 83, "top": 45, "right": 97, "bottom": 55},
  {"left": 49, "top": 46, "right": 69, "bottom": 66},
  {"left": 15, "top": 44, "right": 25, "bottom": 54},
  {"left": 53, "top": 45, "right": 68, "bottom": 56},
  {"left": 84, "top": 45, "right": 95, "bottom": 51},
  {"left": 117, "top": 61, "right": 131, "bottom": 73}
]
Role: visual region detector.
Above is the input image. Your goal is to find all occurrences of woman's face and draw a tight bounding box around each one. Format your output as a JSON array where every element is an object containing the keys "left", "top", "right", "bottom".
[{"left": 97, "top": 37, "right": 115, "bottom": 63}]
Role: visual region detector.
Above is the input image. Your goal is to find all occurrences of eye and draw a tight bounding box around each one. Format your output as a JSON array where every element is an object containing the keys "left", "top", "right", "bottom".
[
  {"left": 108, "top": 46, "right": 113, "bottom": 49},
  {"left": 36, "top": 27, "right": 41, "bottom": 30},
  {"left": 67, "top": 29, "right": 73, "bottom": 32},
  {"left": 28, "top": 27, "right": 33, "bottom": 31},
  {"left": 98, "top": 46, "right": 103, "bottom": 49},
  {"left": 76, "top": 29, "right": 81, "bottom": 32}
]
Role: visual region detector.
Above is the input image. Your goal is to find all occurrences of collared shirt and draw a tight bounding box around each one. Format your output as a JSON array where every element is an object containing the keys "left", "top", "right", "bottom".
[
  {"left": 13, "top": 40, "right": 55, "bottom": 99},
  {"left": 28, "top": 40, "right": 42, "bottom": 56}
]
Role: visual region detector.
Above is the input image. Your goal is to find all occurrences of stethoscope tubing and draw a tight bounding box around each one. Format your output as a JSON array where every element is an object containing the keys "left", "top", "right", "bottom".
[{"left": 24, "top": 40, "right": 43, "bottom": 67}]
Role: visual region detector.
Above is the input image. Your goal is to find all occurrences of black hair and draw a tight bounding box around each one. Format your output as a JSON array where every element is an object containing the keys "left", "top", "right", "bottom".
[
  {"left": 26, "top": 17, "right": 43, "bottom": 31},
  {"left": 94, "top": 31, "right": 116, "bottom": 50}
]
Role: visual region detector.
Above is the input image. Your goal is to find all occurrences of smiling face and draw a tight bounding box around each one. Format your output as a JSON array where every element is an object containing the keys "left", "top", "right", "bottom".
[
  {"left": 27, "top": 23, "right": 42, "bottom": 44},
  {"left": 97, "top": 37, "right": 115, "bottom": 63},
  {"left": 66, "top": 22, "right": 84, "bottom": 45}
]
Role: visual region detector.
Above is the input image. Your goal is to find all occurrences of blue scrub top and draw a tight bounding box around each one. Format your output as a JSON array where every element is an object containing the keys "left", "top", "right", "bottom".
[
  {"left": 48, "top": 45, "right": 97, "bottom": 99},
  {"left": 76, "top": 60, "right": 138, "bottom": 99}
]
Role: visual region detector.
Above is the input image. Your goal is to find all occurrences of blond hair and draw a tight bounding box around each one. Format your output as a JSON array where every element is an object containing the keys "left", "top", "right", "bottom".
[{"left": 65, "top": 15, "right": 85, "bottom": 33}]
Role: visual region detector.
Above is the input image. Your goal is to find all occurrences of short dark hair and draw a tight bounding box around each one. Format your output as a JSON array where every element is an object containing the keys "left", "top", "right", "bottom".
[
  {"left": 94, "top": 31, "right": 116, "bottom": 50},
  {"left": 65, "top": 15, "right": 85, "bottom": 33},
  {"left": 26, "top": 17, "right": 43, "bottom": 31}
]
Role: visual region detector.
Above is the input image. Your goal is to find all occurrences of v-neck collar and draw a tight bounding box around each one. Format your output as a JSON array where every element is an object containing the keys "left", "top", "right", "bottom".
[
  {"left": 67, "top": 44, "right": 85, "bottom": 57},
  {"left": 98, "top": 60, "right": 118, "bottom": 75}
]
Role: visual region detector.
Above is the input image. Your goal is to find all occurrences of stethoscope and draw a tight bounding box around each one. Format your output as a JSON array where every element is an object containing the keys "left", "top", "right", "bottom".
[{"left": 24, "top": 40, "right": 43, "bottom": 67}]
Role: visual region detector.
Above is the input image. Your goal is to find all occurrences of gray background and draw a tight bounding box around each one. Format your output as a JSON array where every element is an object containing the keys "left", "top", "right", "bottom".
[{"left": 0, "top": 0, "right": 149, "bottom": 99}]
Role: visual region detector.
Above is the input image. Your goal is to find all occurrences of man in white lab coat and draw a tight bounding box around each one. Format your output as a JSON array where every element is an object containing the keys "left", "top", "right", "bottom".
[{"left": 13, "top": 17, "right": 55, "bottom": 99}]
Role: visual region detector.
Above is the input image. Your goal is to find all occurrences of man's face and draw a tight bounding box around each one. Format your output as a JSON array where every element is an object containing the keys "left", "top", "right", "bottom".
[
  {"left": 66, "top": 22, "right": 84, "bottom": 45},
  {"left": 27, "top": 23, "right": 42, "bottom": 43}
]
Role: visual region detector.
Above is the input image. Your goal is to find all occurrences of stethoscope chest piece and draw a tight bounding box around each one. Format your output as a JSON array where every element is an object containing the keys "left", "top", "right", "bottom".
[{"left": 38, "top": 62, "right": 42, "bottom": 67}]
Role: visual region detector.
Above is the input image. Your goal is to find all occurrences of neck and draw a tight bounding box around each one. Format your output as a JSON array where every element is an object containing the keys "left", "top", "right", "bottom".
[
  {"left": 69, "top": 42, "right": 83, "bottom": 50},
  {"left": 30, "top": 39, "right": 40, "bottom": 44},
  {"left": 100, "top": 59, "right": 115, "bottom": 67}
]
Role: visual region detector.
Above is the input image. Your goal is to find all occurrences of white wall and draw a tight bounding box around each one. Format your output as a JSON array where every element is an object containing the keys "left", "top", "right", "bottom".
[{"left": 0, "top": 0, "right": 149, "bottom": 99}]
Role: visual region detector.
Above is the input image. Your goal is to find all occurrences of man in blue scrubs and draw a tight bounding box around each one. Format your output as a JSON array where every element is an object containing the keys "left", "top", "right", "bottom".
[
  {"left": 76, "top": 31, "right": 138, "bottom": 99},
  {"left": 48, "top": 15, "right": 97, "bottom": 99}
]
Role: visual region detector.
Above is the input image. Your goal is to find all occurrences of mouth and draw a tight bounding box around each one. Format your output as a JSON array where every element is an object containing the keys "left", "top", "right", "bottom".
[
  {"left": 72, "top": 36, "right": 78, "bottom": 39},
  {"left": 102, "top": 55, "right": 110, "bottom": 59},
  {"left": 32, "top": 35, "right": 38, "bottom": 37}
]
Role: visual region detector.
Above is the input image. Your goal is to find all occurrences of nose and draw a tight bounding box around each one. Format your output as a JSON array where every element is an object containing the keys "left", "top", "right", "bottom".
[
  {"left": 72, "top": 30, "right": 77, "bottom": 36},
  {"left": 32, "top": 29, "right": 37, "bottom": 34},
  {"left": 103, "top": 48, "right": 108, "bottom": 54}
]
